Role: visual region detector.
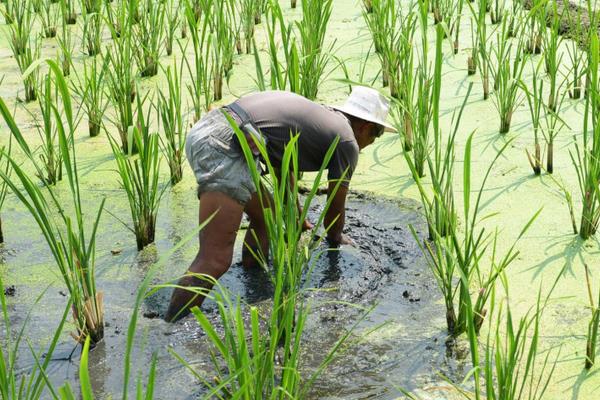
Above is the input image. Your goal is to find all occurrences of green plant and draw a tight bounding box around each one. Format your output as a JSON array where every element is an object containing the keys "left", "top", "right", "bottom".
[
  {"left": 0, "top": 139, "right": 11, "bottom": 244},
  {"left": 39, "top": 0, "right": 58, "bottom": 38},
  {"left": 171, "top": 111, "right": 374, "bottom": 398},
  {"left": 81, "top": 6, "right": 102, "bottom": 56},
  {"left": 522, "top": 61, "right": 544, "bottom": 175},
  {"left": 59, "top": 0, "right": 76, "bottom": 24},
  {"left": 134, "top": 0, "right": 165, "bottom": 77},
  {"left": 240, "top": 0, "right": 256, "bottom": 54},
  {"left": 180, "top": 0, "right": 211, "bottom": 121},
  {"left": 163, "top": 0, "right": 179, "bottom": 56},
  {"left": 585, "top": 264, "right": 600, "bottom": 368},
  {"left": 0, "top": 61, "right": 106, "bottom": 345},
  {"left": 73, "top": 55, "right": 109, "bottom": 137},
  {"left": 543, "top": 4, "right": 563, "bottom": 113},
  {"left": 565, "top": 7, "right": 585, "bottom": 99},
  {"left": 489, "top": 0, "right": 504, "bottom": 24},
  {"left": 56, "top": 14, "right": 74, "bottom": 77},
  {"left": 571, "top": 32, "right": 600, "bottom": 239},
  {"left": 466, "top": 0, "right": 487, "bottom": 77},
  {"left": 541, "top": 90, "right": 567, "bottom": 174},
  {"left": 491, "top": 19, "right": 527, "bottom": 134},
  {"left": 106, "top": 9, "right": 138, "bottom": 153},
  {"left": 28, "top": 73, "right": 64, "bottom": 185},
  {"left": 297, "top": 0, "right": 334, "bottom": 99},
  {"left": 156, "top": 59, "right": 186, "bottom": 185},
  {"left": 0, "top": 277, "right": 71, "bottom": 400},
  {"left": 109, "top": 92, "right": 166, "bottom": 250}
]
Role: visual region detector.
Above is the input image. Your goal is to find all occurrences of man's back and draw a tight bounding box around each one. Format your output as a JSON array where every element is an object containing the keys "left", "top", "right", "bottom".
[{"left": 235, "top": 91, "right": 359, "bottom": 185}]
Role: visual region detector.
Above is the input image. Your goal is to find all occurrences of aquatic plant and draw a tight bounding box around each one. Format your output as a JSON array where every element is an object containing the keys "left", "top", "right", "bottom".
[
  {"left": 56, "top": 10, "right": 74, "bottom": 77},
  {"left": 73, "top": 55, "right": 109, "bottom": 137},
  {"left": 134, "top": 0, "right": 165, "bottom": 77},
  {"left": 363, "top": 0, "right": 389, "bottom": 81},
  {"left": 167, "top": 110, "right": 371, "bottom": 398},
  {"left": 489, "top": 0, "right": 505, "bottom": 24},
  {"left": 584, "top": 264, "right": 600, "bottom": 369},
  {"left": 466, "top": 0, "right": 487, "bottom": 78},
  {"left": 106, "top": 10, "right": 138, "bottom": 154},
  {"left": 297, "top": 0, "right": 334, "bottom": 100},
  {"left": 571, "top": 33, "right": 600, "bottom": 239},
  {"left": 565, "top": 7, "right": 585, "bottom": 100},
  {"left": 462, "top": 280, "right": 560, "bottom": 400},
  {"left": 180, "top": 0, "right": 211, "bottom": 121},
  {"left": 81, "top": 5, "right": 102, "bottom": 56},
  {"left": 240, "top": 0, "right": 256, "bottom": 54},
  {"left": 543, "top": 4, "right": 563, "bottom": 113},
  {"left": 59, "top": 0, "right": 75, "bottom": 24},
  {"left": 522, "top": 61, "right": 544, "bottom": 175},
  {"left": 28, "top": 73, "right": 64, "bottom": 185},
  {"left": 163, "top": 0, "right": 179, "bottom": 56},
  {"left": 0, "top": 277, "right": 71, "bottom": 400},
  {"left": 541, "top": 91, "right": 567, "bottom": 174},
  {"left": 491, "top": 19, "right": 527, "bottom": 134},
  {"left": 109, "top": 92, "right": 165, "bottom": 250},
  {"left": 0, "top": 61, "right": 106, "bottom": 345},
  {"left": 0, "top": 139, "right": 11, "bottom": 244},
  {"left": 156, "top": 59, "right": 186, "bottom": 185},
  {"left": 39, "top": 0, "right": 58, "bottom": 38},
  {"left": 7, "top": 0, "right": 39, "bottom": 102}
]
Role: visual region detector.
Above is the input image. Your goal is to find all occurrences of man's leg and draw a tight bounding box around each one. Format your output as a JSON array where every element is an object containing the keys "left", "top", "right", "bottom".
[
  {"left": 241, "top": 190, "right": 271, "bottom": 269},
  {"left": 165, "top": 191, "right": 243, "bottom": 322}
]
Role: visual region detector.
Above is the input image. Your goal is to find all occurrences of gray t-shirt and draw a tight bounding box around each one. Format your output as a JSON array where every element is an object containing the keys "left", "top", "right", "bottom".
[{"left": 234, "top": 91, "right": 359, "bottom": 187}]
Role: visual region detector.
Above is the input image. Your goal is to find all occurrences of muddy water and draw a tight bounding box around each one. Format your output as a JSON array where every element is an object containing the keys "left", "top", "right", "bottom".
[{"left": 2, "top": 189, "right": 467, "bottom": 399}]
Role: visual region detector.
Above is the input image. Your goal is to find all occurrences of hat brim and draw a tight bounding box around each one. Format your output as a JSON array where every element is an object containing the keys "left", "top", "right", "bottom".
[{"left": 331, "top": 105, "right": 398, "bottom": 133}]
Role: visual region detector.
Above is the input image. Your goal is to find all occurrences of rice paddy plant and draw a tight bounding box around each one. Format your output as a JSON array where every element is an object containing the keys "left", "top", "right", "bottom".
[
  {"left": 296, "top": 0, "right": 334, "bottom": 100},
  {"left": 0, "top": 277, "right": 71, "bottom": 400},
  {"left": 491, "top": 21, "right": 527, "bottom": 134},
  {"left": 571, "top": 33, "right": 600, "bottom": 239},
  {"left": 240, "top": 0, "right": 256, "bottom": 54},
  {"left": 9, "top": 21, "right": 40, "bottom": 102},
  {"left": 543, "top": 4, "right": 563, "bottom": 113},
  {"left": 363, "top": 0, "right": 387, "bottom": 62},
  {"left": 7, "top": 0, "right": 32, "bottom": 55},
  {"left": 0, "top": 61, "right": 106, "bottom": 345},
  {"left": 460, "top": 280, "right": 560, "bottom": 400},
  {"left": 180, "top": 113, "right": 367, "bottom": 398},
  {"left": 81, "top": 5, "right": 102, "bottom": 56},
  {"left": 260, "top": 0, "right": 299, "bottom": 92},
  {"left": 106, "top": 14, "right": 138, "bottom": 153},
  {"left": 0, "top": 140, "right": 11, "bottom": 244},
  {"left": 156, "top": 59, "right": 186, "bottom": 185},
  {"left": 163, "top": 0, "right": 179, "bottom": 56},
  {"left": 180, "top": 0, "right": 211, "bottom": 121},
  {"left": 59, "top": 0, "right": 75, "bottom": 24},
  {"left": 56, "top": 14, "right": 74, "bottom": 76},
  {"left": 133, "top": 0, "right": 165, "bottom": 78},
  {"left": 200, "top": 0, "right": 236, "bottom": 97},
  {"left": 489, "top": 0, "right": 505, "bottom": 25},
  {"left": 28, "top": 73, "right": 65, "bottom": 185},
  {"left": 541, "top": 91, "right": 567, "bottom": 174},
  {"left": 108, "top": 92, "right": 165, "bottom": 250},
  {"left": 73, "top": 56, "right": 109, "bottom": 137},
  {"left": 565, "top": 7, "right": 585, "bottom": 99},
  {"left": 584, "top": 264, "right": 600, "bottom": 369},
  {"left": 524, "top": 0, "right": 542, "bottom": 55},
  {"left": 522, "top": 61, "right": 543, "bottom": 175},
  {"left": 39, "top": 0, "right": 58, "bottom": 38},
  {"left": 411, "top": 131, "right": 539, "bottom": 336},
  {"left": 466, "top": 0, "right": 487, "bottom": 77}
]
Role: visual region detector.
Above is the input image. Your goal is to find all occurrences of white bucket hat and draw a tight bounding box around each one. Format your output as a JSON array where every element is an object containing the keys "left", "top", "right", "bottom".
[{"left": 331, "top": 86, "right": 397, "bottom": 133}]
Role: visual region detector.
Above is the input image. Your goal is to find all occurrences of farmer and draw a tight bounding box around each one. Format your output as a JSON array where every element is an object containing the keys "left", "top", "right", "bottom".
[{"left": 165, "top": 87, "right": 395, "bottom": 322}]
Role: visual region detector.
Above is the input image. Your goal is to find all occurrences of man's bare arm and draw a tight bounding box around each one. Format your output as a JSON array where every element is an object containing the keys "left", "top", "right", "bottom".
[{"left": 324, "top": 182, "right": 350, "bottom": 246}]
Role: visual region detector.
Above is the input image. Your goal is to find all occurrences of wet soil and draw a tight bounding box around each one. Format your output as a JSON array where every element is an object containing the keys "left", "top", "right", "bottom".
[{"left": 2, "top": 191, "right": 466, "bottom": 399}]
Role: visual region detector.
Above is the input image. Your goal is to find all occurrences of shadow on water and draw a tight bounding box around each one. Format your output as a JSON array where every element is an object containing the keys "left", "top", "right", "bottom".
[{"left": 3, "top": 191, "right": 468, "bottom": 399}]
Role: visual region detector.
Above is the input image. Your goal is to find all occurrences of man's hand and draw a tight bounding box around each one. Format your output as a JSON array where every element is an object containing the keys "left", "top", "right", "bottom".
[{"left": 302, "top": 219, "right": 314, "bottom": 232}]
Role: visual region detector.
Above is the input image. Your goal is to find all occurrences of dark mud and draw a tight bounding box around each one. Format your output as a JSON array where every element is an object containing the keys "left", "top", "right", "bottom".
[{"left": 2, "top": 191, "right": 467, "bottom": 399}]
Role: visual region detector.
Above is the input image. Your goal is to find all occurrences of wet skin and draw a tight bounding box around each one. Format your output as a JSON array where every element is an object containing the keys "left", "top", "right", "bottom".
[{"left": 165, "top": 119, "right": 383, "bottom": 322}]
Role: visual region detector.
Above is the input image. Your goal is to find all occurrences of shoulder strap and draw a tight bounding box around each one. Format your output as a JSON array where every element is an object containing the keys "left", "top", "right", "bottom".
[{"left": 227, "top": 102, "right": 252, "bottom": 126}]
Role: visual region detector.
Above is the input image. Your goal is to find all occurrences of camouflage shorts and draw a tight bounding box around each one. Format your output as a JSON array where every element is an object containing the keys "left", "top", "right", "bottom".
[{"left": 185, "top": 109, "right": 258, "bottom": 205}]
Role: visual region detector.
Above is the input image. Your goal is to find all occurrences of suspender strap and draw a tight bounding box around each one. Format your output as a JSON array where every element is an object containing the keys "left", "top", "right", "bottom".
[{"left": 226, "top": 102, "right": 253, "bottom": 126}]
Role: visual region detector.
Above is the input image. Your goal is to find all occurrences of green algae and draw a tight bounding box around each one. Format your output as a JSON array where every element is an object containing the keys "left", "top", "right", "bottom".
[{"left": 1, "top": 0, "right": 600, "bottom": 399}]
